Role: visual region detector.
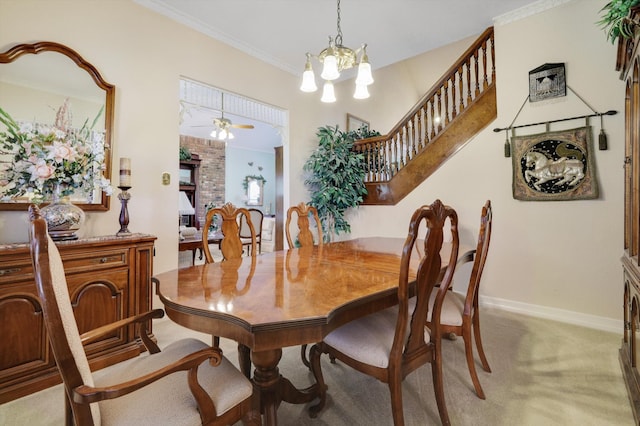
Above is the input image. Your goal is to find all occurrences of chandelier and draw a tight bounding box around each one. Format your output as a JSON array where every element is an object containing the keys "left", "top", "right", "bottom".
[{"left": 299, "top": 0, "right": 374, "bottom": 103}]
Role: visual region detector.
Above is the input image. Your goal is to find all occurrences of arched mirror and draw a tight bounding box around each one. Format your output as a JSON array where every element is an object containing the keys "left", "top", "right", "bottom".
[
  {"left": 245, "top": 176, "right": 264, "bottom": 206},
  {"left": 0, "top": 41, "right": 114, "bottom": 211}
]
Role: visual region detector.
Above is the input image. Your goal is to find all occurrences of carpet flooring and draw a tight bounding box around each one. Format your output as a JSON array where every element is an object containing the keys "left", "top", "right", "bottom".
[{"left": 0, "top": 307, "right": 634, "bottom": 425}]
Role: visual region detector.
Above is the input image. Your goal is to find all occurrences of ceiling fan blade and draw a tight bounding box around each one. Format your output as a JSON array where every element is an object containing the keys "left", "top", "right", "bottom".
[{"left": 231, "top": 124, "right": 255, "bottom": 129}]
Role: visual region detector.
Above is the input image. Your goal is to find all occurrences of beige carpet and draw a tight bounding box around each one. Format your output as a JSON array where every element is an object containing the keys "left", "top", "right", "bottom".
[{"left": 0, "top": 307, "right": 633, "bottom": 425}]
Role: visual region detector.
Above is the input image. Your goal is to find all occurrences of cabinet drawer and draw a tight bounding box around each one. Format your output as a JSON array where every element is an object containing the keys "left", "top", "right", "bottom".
[
  {"left": 0, "top": 249, "right": 128, "bottom": 284},
  {"left": 0, "top": 260, "right": 33, "bottom": 284},
  {"left": 61, "top": 249, "right": 128, "bottom": 273}
]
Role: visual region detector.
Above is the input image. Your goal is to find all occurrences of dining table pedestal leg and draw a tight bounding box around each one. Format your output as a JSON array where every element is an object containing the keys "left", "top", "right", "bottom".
[{"left": 251, "top": 348, "right": 320, "bottom": 426}]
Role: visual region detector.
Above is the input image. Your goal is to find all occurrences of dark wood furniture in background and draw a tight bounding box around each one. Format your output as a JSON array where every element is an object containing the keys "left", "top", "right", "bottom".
[
  {"left": 618, "top": 6, "right": 640, "bottom": 424},
  {"left": 180, "top": 156, "right": 201, "bottom": 229},
  {"left": 178, "top": 230, "right": 223, "bottom": 265},
  {"left": 0, "top": 233, "right": 156, "bottom": 403}
]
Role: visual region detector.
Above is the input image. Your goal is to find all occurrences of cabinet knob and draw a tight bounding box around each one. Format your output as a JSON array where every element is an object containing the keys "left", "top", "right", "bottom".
[{"left": 100, "top": 257, "right": 108, "bottom": 263}]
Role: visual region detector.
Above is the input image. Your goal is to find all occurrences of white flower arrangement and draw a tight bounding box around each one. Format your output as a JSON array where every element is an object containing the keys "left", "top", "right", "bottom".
[{"left": 0, "top": 99, "right": 112, "bottom": 203}]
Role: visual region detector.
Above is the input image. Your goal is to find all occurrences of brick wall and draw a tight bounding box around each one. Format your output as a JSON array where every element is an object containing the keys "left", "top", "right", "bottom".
[{"left": 180, "top": 135, "right": 225, "bottom": 228}]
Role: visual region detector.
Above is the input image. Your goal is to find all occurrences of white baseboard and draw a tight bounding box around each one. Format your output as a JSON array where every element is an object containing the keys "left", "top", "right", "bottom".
[{"left": 480, "top": 295, "right": 622, "bottom": 334}]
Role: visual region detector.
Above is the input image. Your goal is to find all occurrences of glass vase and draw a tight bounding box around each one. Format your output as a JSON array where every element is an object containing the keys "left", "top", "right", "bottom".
[{"left": 40, "top": 183, "right": 85, "bottom": 241}]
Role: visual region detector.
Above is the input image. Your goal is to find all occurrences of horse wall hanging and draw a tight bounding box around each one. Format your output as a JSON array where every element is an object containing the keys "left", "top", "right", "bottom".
[
  {"left": 511, "top": 126, "right": 598, "bottom": 201},
  {"left": 493, "top": 83, "right": 616, "bottom": 202}
]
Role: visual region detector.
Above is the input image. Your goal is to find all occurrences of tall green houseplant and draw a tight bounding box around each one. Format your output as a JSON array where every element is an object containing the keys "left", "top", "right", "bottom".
[{"left": 303, "top": 125, "right": 368, "bottom": 242}]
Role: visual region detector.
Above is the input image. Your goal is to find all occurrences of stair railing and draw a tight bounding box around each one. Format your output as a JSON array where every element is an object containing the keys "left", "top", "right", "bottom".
[{"left": 354, "top": 27, "right": 495, "bottom": 183}]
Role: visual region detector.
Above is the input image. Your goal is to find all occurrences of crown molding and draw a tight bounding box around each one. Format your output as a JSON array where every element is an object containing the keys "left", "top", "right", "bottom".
[
  {"left": 493, "top": 0, "right": 575, "bottom": 26},
  {"left": 133, "top": 0, "right": 298, "bottom": 75}
]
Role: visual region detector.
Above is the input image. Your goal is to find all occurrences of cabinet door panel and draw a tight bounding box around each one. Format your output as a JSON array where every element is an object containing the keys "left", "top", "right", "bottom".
[
  {"left": 67, "top": 269, "right": 130, "bottom": 354},
  {"left": 0, "top": 294, "right": 49, "bottom": 375}
]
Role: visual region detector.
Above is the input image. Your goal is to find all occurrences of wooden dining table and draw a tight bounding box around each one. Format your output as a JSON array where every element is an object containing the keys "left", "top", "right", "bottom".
[{"left": 154, "top": 237, "right": 468, "bottom": 425}]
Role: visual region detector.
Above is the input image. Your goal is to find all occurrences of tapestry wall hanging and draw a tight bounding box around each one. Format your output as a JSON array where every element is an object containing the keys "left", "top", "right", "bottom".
[{"left": 511, "top": 126, "right": 598, "bottom": 201}]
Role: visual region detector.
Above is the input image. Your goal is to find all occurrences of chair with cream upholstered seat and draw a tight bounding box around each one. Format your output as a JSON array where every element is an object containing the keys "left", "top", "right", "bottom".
[
  {"left": 308, "top": 199, "right": 459, "bottom": 426},
  {"left": 27, "top": 204, "right": 258, "bottom": 426},
  {"left": 426, "top": 200, "right": 493, "bottom": 399}
]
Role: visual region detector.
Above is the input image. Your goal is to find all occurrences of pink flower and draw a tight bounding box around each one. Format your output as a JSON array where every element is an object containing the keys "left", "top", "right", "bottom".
[
  {"left": 29, "top": 161, "right": 56, "bottom": 181},
  {"left": 47, "top": 141, "right": 77, "bottom": 163}
]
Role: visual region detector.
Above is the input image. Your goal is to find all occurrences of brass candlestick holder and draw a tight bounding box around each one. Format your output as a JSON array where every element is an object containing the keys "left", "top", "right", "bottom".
[{"left": 116, "top": 186, "right": 132, "bottom": 236}]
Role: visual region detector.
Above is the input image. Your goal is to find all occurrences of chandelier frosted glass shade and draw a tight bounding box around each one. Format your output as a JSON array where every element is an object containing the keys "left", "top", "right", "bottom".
[
  {"left": 300, "top": 54, "right": 318, "bottom": 92},
  {"left": 353, "top": 83, "right": 370, "bottom": 100},
  {"left": 321, "top": 82, "right": 336, "bottom": 103},
  {"left": 355, "top": 53, "right": 374, "bottom": 86}
]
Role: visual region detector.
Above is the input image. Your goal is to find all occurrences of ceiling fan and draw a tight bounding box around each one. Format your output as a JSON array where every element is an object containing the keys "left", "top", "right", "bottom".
[
  {"left": 186, "top": 93, "right": 255, "bottom": 140},
  {"left": 210, "top": 93, "right": 254, "bottom": 140}
]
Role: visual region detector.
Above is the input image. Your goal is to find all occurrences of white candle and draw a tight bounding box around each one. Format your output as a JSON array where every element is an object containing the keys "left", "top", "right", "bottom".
[{"left": 119, "top": 157, "right": 132, "bottom": 187}]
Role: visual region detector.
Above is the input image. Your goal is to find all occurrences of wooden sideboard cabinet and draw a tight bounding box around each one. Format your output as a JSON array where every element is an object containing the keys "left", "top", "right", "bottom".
[
  {"left": 618, "top": 6, "right": 640, "bottom": 424},
  {"left": 0, "top": 233, "right": 156, "bottom": 403}
]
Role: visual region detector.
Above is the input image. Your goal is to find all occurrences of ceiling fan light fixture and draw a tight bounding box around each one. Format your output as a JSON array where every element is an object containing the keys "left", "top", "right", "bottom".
[{"left": 300, "top": 0, "right": 372, "bottom": 102}]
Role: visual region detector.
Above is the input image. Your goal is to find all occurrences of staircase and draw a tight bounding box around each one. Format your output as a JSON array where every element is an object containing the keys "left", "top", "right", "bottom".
[{"left": 356, "top": 27, "right": 497, "bottom": 205}]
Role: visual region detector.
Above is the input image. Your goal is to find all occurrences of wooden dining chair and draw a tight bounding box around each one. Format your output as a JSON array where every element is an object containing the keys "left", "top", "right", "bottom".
[
  {"left": 27, "top": 205, "right": 258, "bottom": 426},
  {"left": 203, "top": 202, "right": 256, "bottom": 263},
  {"left": 286, "top": 202, "right": 324, "bottom": 368},
  {"left": 285, "top": 202, "right": 323, "bottom": 248},
  {"left": 426, "top": 200, "right": 493, "bottom": 399},
  {"left": 203, "top": 202, "right": 257, "bottom": 353},
  {"left": 240, "top": 208, "right": 263, "bottom": 255},
  {"left": 308, "top": 199, "right": 459, "bottom": 426}
]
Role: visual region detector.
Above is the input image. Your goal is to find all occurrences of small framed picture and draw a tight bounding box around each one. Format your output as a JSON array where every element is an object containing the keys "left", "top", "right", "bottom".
[{"left": 346, "top": 114, "right": 369, "bottom": 132}]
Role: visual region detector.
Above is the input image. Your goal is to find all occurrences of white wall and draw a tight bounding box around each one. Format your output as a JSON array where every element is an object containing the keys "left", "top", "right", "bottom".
[
  {"left": 343, "top": 0, "right": 624, "bottom": 330},
  {"left": 0, "top": 0, "right": 623, "bottom": 330}
]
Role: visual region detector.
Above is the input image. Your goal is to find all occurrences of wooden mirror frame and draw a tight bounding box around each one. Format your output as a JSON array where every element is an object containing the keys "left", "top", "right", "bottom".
[
  {"left": 245, "top": 177, "right": 264, "bottom": 206},
  {"left": 0, "top": 41, "right": 114, "bottom": 211}
]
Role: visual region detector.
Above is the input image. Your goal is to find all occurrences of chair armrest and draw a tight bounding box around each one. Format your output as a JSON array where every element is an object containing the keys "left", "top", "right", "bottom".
[
  {"left": 80, "top": 309, "right": 165, "bottom": 353},
  {"left": 456, "top": 248, "right": 476, "bottom": 267},
  {"left": 73, "top": 347, "right": 223, "bottom": 420}
]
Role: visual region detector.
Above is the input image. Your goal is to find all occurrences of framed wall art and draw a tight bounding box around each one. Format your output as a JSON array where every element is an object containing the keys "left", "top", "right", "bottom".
[
  {"left": 346, "top": 114, "right": 369, "bottom": 132},
  {"left": 529, "top": 63, "right": 566, "bottom": 102}
]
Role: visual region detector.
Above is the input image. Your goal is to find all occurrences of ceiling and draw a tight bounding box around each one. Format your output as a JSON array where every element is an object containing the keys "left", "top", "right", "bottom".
[{"left": 137, "top": 0, "right": 556, "bottom": 151}]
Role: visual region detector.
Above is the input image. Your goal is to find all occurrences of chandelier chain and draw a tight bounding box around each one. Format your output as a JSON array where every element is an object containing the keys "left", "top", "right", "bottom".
[{"left": 336, "top": 0, "right": 343, "bottom": 46}]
